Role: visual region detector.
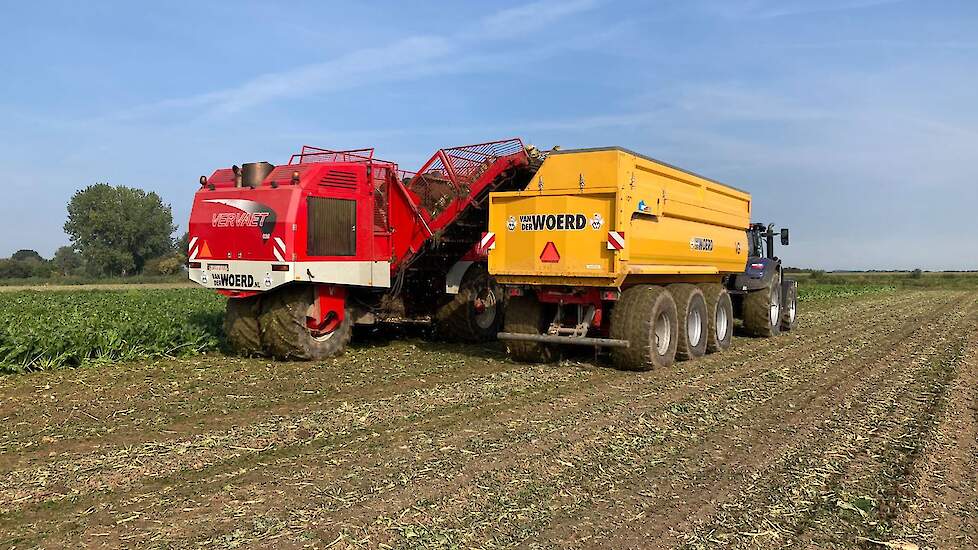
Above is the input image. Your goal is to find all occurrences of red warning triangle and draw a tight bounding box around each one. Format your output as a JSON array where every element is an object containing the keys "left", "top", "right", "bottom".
[
  {"left": 540, "top": 241, "right": 560, "bottom": 263},
  {"left": 199, "top": 241, "right": 212, "bottom": 258}
]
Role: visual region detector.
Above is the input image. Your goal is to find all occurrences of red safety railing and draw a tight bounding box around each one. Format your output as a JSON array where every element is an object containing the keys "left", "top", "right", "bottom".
[
  {"left": 410, "top": 138, "right": 524, "bottom": 191},
  {"left": 290, "top": 146, "right": 393, "bottom": 165}
]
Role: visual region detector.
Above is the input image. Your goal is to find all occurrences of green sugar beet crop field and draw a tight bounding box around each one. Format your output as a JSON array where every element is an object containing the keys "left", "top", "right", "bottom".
[{"left": 0, "top": 288, "right": 224, "bottom": 373}]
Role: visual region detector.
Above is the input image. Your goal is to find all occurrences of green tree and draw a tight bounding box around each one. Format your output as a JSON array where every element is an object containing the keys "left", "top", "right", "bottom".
[
  {"left": 0, "top": 259, "right": 33, "bottom": 279},
  {"left": 176, "top": 231, "right": 190, "bottom": 261},
  {"left": 52, "top": 246, "right": 83, "bottom": 276},
  {"left": 11, "top": 249, "right": 44, "bottom": 263},
  {"left": 64, "top": 183, "right": 177, "bottom": 276}
]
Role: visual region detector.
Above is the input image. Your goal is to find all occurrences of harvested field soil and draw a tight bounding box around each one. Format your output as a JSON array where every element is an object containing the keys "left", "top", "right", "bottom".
[{"left": 1, "top": 289, "right": 976, "bottom": 549}]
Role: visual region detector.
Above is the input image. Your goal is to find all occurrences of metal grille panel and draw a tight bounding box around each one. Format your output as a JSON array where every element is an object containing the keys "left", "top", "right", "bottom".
[{"left": 307, "top": 197, "right": 356, "bottom": 256}]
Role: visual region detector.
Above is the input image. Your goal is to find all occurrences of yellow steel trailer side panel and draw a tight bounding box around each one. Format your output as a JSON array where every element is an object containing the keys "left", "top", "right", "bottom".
[{"left": 488, "top": 147, "right": 751, "bottom": 287}]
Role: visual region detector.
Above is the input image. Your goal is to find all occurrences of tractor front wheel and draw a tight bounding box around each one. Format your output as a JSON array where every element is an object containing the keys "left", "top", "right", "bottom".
[{"left": 259, "top": 285, "right": 353, "bottom": 360}]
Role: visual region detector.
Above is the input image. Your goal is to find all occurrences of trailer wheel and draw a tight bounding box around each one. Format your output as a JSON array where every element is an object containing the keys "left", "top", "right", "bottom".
[
  {"left": 259, "top": 285, "right": 353, "bottom": 360},
  {"left": 780, "top": 280, "right": 798, "bottom": 331},
  {"left": 224, "top": 295, "right": 263, "bottom": 356},
  {"left": 700, "top": 284, "right": 733, "bottom": 353},
  {"left": 743, "top": 277, "right": 782, "bottom": 337},
  {"left": 668, "top": 284, "right": 709, "bottom": 360},
  {"left": 503, "top": 296, "right": 557, "bottom": 363},
  {"left": 434, "top": 264, "right": 502, "bottom": 342},
  {"left": 610, "top": 285, "right": 678, "bottom": 371}
]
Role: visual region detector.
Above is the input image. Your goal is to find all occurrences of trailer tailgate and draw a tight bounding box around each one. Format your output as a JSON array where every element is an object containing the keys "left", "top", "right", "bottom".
[{"left": 488, "top": 191, "right": 618, "bottom": 279}]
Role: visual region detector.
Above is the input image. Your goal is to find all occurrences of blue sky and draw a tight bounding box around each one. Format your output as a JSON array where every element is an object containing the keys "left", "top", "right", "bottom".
[{"left": 1, "top": 0, "right": 975, "bottom": 270}]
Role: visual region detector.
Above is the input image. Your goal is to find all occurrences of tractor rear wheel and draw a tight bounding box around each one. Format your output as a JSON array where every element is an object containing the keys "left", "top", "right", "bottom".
[
  {"left": 668, "top": 284, "right": 708, "bottom": 360},
  {"left": 610, "top": 285, "right": 678, "bottom": 371},
  {"left": 434, "top": 264, "right": 502, "bottom": 342},
  {"left": 700, "top": 283, "right": 733, "bottom": 353},
  {"left": 744, "top": 277, "right": 782, "bottom": 337},
  {"left": 259, "top": 285, "right": 353, "bottom": 360},
  {"left": 224, "top": 295, "right": 263, "bottom": 356},
  {"left": 503, "top": 295, "right": 557, "bottom": 363}
]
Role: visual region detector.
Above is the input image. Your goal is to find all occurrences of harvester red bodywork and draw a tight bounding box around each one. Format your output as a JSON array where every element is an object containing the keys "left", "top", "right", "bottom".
[{"left": 187, "top": 139, "right": 533, "bottom": 357}]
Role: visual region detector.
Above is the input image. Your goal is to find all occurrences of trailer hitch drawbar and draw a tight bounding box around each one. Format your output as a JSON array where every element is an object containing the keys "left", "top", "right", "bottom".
[{"left": 497, "top": 332, "right": 630, "bottom": 348}]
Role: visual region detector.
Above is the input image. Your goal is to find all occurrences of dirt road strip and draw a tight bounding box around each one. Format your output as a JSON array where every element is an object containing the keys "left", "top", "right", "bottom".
[{"left": 0, "top": 290, "right": 975, "bottom": 549}]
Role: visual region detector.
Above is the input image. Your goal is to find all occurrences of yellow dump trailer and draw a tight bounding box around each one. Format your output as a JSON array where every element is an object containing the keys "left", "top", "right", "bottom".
[{"left": 487, "top": 147, "right": 796, "bottom": 370}]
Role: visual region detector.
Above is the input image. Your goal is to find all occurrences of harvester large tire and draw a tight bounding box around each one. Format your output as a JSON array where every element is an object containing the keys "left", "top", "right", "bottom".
[
  {"left": 610, "top": 285, "right": 678, "bottom": 371},
  {"left": 259, "top": 285, "right": 353, "bottom": 360},
  {"left": 700, "top": 283, "right": 733, "bottom": 353},
  {"left": 224, "top": 295, "right": 263, "bottom": 356},
  {"left": 503, "top": 296, "right": 556, "bottom": 363},
  {"left": 434, "top": 264, "right": 502, "bottom": 342},
  {"left": 780, "top": 280, "right": 798, "bottom": 332},
  {"left": 668, "top": 284, "right": 708, "bottom": 361},
  {"left": 744, "top": 277, "right": 782, "bottom": 337}
]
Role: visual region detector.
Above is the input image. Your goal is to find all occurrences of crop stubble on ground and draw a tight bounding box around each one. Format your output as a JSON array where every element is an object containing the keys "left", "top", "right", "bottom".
[{"left": 0, "top": 289, "right": 976, "bottom": 549}]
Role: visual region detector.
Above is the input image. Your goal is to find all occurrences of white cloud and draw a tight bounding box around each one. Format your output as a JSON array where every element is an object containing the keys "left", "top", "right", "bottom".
[{"left": 100, "top": 0, "right": 601, "bottom": 121}]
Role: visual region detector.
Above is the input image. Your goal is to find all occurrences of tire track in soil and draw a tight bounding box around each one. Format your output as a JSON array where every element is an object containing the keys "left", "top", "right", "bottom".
[
  {"left": 143, "top": 294, "right": 952, "bottom": 548},
  {"left": 140, "top": 293, "right": 930, "bottom": 535},
  {"left": 0, "top": 292, "right": 936, "bottom": 548},
  {"left": 642, "top": 293, "right": 978, "bottom": 549},
  {"left": 0, "top": 291, "right": 909, "bottom": 520},
  {"left": 823, "top": 301, "right": 978, "bottom": 550},
  {"left": 416, "top": 292, "right": 964, "bottom": 542},
  {"left": 0, "top": 342, "right": 524, "bottom": 467}
]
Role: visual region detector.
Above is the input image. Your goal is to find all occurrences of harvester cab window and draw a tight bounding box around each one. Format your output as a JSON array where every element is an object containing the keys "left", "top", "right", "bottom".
[{"left": 373, "top": 167, "right": 390, "bottom": 232}]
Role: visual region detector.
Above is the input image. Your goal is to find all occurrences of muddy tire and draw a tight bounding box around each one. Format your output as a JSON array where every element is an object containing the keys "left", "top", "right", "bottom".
[
  {"left": 503, "top": 295, "right": 556, "bottom": 363},
  {"left": 224, "top": 295, "right": 263, "bottom": 356},
  {"left": 668, "top": 284, "right": 708, "bottom": 361},
  {"left": 258, "top": 285, "right": 353, "bottom": 360},
  {"left": 781, "top": 280, "right": 798, "bottom": 331},
  {"left": 610, "top": 285, "right": 678, "bottom": 371},
  {"left": 700, "top": 283, "right": 733, "bottom": 353},
  {"left": 434, "top": 264, "right": 502, "bottom": 342},
  {"left": 744, "top": 277, "right": 782, "bottom": 337}
]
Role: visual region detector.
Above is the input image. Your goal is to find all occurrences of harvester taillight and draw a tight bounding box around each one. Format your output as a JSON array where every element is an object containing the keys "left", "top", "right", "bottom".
[
  {"left": 271, "top": 264, "right": 290, "bottom": 272},
  {"left": 188, "top": 261, "right": 201, "bottom": 269},
  {"left": 291, "top": 171, "right": 300, "bottom": 185}
]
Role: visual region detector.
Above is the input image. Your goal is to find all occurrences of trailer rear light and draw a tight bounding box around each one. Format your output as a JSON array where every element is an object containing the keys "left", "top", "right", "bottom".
[
  {"left": 750, "top": 263, "right": 765, "bottom": 270},
  {"left": 188, "top": 261, "right": 201, "bottom": 269},
  {"left": 601, "top": 290, "right": 620, "bottom": 301},
  {"left": 271, "top": 264, "right": 290, "bottom": 272},
  {"left": 508, "top": 287, "right": 524, "bottom": 297}
]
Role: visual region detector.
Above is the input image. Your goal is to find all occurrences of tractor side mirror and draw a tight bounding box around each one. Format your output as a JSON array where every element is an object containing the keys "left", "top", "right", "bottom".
[{"left": 780, "top": 228, "right": 790, "bottom": 246}]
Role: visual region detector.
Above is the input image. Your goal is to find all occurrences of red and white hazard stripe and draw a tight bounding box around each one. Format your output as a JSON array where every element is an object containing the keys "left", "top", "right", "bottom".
[
  {"left": 607, "top": 231, "right": 625, "bottom": 251},
  {"left": 480, "top": 232, "right": 496, "bottom": 253},
  {"left": 188, "top": 236, "right": 199, "bottom": 261},
  {"left": 272, "top": 237, "right": 287, "bottom": 262}
]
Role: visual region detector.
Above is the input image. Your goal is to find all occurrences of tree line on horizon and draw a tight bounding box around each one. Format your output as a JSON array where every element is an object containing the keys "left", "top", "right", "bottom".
[{"left": 0, "top": 183, "right": 188, "bottom": 280}]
